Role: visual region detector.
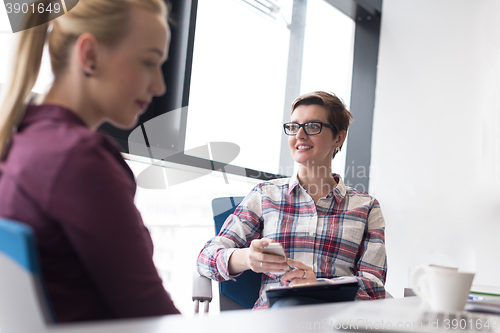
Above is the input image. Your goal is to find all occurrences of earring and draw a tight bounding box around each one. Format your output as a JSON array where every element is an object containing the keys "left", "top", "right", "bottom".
[
  {"left": 335, "top": 147, "right": 340, "bottom": 154},
  {"left": 83, "top": 65, "right": 95, "bottom": 78}
]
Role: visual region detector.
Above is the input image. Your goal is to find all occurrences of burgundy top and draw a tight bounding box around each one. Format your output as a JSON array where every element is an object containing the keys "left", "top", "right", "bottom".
[{"left": 0, "top": 104, "right": 180, "bottom": 322}]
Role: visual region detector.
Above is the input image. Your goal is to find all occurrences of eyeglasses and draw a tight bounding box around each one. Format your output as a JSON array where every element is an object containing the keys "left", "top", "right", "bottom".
[{"left": 283, "top": 122, "right": 337, "bottom": 136}]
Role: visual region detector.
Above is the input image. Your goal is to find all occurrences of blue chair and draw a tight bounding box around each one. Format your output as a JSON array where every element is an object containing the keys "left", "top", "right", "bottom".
[
  {"left": 193, "top": 197, "right": 262, "bottom": 312},
  {"left": 0, "top": 218, "right": 55, "bottom": 332}
]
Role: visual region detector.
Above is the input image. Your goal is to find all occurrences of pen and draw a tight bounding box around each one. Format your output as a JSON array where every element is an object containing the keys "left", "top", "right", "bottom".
[{"left": 468, "top": 295, "right": 485, "bottom": 301}]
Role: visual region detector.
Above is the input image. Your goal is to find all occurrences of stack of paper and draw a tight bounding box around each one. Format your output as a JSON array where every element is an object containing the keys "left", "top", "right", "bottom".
[{"left": 466, "top": 285, "right": 500, "bottom": 314}]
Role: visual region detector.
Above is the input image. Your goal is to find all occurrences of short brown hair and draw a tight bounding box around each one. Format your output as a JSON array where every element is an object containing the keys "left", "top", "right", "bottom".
[{"left": 291, "top": 91, "right": 353, "bottom": 136}]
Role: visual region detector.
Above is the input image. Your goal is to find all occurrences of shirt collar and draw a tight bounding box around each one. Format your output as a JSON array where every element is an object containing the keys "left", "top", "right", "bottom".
[
  {"left": 288, "top": 173, "right": 302, "bottom": 195},
  {"left": 332, "top": 174, "right": 347, "bottom": 202},
  {"left": 287, "top": 172, "right": 347, "bottom": 202},
  {"left": 19, "top": 104, "right": 88, "bottom": 131}
]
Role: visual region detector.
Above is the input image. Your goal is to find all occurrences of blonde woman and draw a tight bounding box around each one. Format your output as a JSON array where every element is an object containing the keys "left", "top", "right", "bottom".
[{"left": 0, "top": 0, "right": 180, "bottom": 322}]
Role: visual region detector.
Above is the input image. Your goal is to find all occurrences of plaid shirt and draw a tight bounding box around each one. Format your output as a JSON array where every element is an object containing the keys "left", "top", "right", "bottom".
[{"left": 197, "top": 174, "right": 387, "bottom": 308}]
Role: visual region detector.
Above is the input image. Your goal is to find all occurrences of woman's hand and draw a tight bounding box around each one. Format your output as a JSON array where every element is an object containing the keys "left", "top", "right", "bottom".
[
  {"left": 248, "top": 238, "right": 290, "bottom": 273},
  {"left": 280, "top": 258, "right": 317, "bottom": 286},
  {"left": 228, "top": 238, "right": 289, "bottom": 275}
]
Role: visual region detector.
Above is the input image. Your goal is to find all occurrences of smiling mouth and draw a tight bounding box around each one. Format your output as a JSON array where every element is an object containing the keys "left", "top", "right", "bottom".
[{"left": 297, "top": 145, "right": 313, "bottom": 150}]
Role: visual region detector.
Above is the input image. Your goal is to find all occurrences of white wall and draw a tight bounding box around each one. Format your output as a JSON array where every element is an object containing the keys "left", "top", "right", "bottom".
[{"left": 371, "top": 0, "right": 500, "bottom": 297}]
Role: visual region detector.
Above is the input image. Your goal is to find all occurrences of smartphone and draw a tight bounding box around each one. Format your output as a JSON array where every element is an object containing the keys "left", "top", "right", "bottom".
[
  {"left": 260, "top": 242, "right": 286, "bottom": 258},
  {"left": 259, "top": 242, "right": 290, "bottom": 273}
]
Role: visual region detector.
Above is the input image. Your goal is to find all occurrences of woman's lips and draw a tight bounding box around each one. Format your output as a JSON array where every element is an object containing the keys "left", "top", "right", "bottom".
[
  {"left": 296, "top": 145, "right": 313, "bottom": 151},
  {"left": 136, "top": 100, "right": 149, "bottom": 110}
]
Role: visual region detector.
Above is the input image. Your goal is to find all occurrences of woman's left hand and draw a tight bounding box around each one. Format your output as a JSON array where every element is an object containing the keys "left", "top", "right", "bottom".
[{"left": 280, "top": 258, "right": 317, "bottom": 286}]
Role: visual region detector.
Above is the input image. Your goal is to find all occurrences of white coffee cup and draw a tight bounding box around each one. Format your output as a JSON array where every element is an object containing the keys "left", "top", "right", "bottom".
[{"left": 410, "top": 265, "right": 475, "bottom": 312}]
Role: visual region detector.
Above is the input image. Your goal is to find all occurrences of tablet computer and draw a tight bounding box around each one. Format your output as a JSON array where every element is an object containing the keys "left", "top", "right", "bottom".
[{"left": 266, "top": 281, "right": 359, "bottom": 307}]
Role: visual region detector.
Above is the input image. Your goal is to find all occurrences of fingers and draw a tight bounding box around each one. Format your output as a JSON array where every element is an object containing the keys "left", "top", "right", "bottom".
[
  {"left": 249, "top": 237, "right": 273, "bottom": 250},
  {"left": 287, "top": 270, "right": 316, "bottom": 287},
  {"left": 280, "top": 258, "right": 317, "bottom": 286},
  {"left": 249, "top": 251, "right": 289, "bottom": 273},
  {"left": 254, "top": 259, "right": 290, "bottom": 274},
  {"left": 286, "top": 258, "right": 308, "bottom": 270},
  {"left": 281, "top": 267, "right": 308, "bottom": 283},
  {"left": 248, "top": 238, "right": 289, "bottom": 273}
]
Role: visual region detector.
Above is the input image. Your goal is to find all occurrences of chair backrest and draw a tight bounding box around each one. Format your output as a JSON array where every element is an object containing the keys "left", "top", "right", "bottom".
[
  {"left": 0, "top": 218, "right": 55, "bottom": 332},
  {"left": 211, "top": 197, "right": 262, "bottom": 310}
]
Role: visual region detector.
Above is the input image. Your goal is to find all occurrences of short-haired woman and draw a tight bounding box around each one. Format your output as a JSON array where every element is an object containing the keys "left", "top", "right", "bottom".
[{"left": 197, "top": 91, "right": 387, "bottom": 308}]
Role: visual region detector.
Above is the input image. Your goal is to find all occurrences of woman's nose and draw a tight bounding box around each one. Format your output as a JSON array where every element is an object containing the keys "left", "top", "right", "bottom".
[
  {"left": 295, "top": 126, "right": 307, "bottom": 139},
  {"left": 151, "top": 70, "right": 166, "bottom": 96}
]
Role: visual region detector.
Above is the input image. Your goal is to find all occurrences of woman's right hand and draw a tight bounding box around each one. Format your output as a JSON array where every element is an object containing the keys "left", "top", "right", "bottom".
[
  {"left": 228, "top": 238, "right": 290, "bottom": 275},
  {"left": 247, "top": 238, "right": 290, "bottom": 273}
]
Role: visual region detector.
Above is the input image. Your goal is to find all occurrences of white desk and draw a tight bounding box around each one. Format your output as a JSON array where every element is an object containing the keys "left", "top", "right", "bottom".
[{"left": 45, "top": 297, "right": 426, "bottom": 333}]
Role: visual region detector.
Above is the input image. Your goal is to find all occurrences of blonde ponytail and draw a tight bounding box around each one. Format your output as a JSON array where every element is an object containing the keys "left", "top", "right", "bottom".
[
  {"left": 0, "top": 1, "right": 51, "bottom": 158},
  {"left": 0, "top": 0, "right": 168, "bottom": 158}
]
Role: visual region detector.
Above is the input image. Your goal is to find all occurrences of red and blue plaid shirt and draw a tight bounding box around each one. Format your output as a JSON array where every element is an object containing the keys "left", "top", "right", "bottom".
[{"left": 197, "top": 174, "right": 387, "bottom": 308}]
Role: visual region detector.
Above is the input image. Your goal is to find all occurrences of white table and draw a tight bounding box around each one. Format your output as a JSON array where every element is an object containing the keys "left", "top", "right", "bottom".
[{"left": 45, "top": 297, "right": 427, "bottom": 333}]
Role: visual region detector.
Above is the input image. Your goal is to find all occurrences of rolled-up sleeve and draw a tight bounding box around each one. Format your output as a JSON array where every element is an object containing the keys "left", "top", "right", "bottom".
[{"left": 354, "top": 199, "right": 387, "bottom": 299}]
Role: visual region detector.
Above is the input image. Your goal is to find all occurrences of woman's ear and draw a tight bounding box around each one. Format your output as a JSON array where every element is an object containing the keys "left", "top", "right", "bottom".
[
  {"left": 76, "top": 33, "right": 99, "bottom": 77},
  {"left": 335, "top": 130, "right": 348, "bottom": 148}
]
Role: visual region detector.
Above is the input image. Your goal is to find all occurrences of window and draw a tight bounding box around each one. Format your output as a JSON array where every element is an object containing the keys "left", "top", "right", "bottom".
[
  {"left": 186, "top": 0, "right": 293, "bottom": 175},
  {"left": 186, "top": 0, "right": 354, "bottom": 177}
]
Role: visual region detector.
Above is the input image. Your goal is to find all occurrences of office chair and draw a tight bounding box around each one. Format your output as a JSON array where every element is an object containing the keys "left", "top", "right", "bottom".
[
  {"left": 0, "top": 218, "right": 55, "bottom": 332},
  {"left": 193, "top": 196, "right": 262, "bottom": 313}
]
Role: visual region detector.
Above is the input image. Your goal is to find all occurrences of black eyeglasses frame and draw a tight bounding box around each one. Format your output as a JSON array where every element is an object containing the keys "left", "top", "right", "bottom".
[{"left": 283, "top": 121, "right": 337, "bottom": 136}]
